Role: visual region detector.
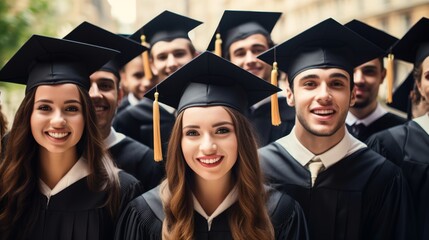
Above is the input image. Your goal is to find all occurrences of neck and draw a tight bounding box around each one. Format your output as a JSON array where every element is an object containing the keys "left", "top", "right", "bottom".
[
  {"left": 101, "top": 125, "right": 112, "bottom": 140},
  {"left": 193, "top": 174, "right": 234, "bottom": 216},
  {"left": 39, "top": 148, "right": 78, "bottom": 189},
  {"left": 295, "top": 124, "right": 345, "bottom": 155},
  {"left": 349, "top": 101, "right": 377, "bottom": 119}
]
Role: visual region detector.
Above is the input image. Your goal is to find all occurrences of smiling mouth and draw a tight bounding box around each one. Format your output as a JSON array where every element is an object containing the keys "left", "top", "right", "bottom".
[
  {"left": 47, "top": 132, "right": 70, "bottom": 139},
  {"left": 312, "top": 109, "right": 335, "bottom": 116},
  {"left": 95, "top": 106, "right": 108, "bottom": 112},
  {"left": 198, "top": 157, "right": 222, "bottom": 164}
]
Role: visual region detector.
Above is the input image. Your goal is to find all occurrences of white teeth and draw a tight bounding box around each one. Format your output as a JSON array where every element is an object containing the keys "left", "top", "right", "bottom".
[
  {"left": 48, "top": 132, "right": 69, "bottom": 139},
  {"left": 199, "top": 157, "right": 221, "bottom": 164},
  {"left": 314, "top": 109, "right": 334, "bottom": 115},
  {"left": 95, "top": 107, "right": 105, "bottom": 111}
]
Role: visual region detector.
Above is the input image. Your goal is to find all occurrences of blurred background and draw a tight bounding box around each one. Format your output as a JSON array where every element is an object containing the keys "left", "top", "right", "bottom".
[{"left": 1, "top": 0, "right": 428, "bottom": 128}]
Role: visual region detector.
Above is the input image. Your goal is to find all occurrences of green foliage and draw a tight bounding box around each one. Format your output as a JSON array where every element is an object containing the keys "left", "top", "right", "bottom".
[
  {"left": 0, "top": 0, "right": 55, "bottom": 68},
  {"left": 0, "top": 0, "right": 55, "bottom": 90}
]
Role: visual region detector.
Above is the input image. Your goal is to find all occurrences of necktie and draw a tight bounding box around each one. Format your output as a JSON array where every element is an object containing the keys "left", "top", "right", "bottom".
[{"left": 308, "top": 157, "right": 324, "bottom": 187}]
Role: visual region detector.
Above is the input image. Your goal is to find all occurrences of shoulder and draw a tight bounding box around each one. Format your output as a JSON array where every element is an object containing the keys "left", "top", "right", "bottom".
[{"left": 265, "top": 186, "right": 299, "bottom": 223}]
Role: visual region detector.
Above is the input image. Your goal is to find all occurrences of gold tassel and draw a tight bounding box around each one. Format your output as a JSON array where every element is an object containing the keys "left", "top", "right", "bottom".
[
  {"left": 140, "top": 35, "right": 153, "bottom": 80},
  {"left": 214, "top": 33, "right": 222, "bottom": 57},
  {"left": 386, "top": 53, "right": 394, "bottom": 103},
  {"left": 153, "top": 91, "right": 163, "bottom": 161},
  {"left": 271, "top": 62, "right": 281, "bottom": 126}
]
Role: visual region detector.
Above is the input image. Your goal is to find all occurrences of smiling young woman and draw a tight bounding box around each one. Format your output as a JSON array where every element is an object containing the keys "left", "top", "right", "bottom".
[
  {"left": 0, "top": 35, "right": 143, "bottom": 240},
  {"left": 115, "top": 51, "right": 308, "bottom": 240}
]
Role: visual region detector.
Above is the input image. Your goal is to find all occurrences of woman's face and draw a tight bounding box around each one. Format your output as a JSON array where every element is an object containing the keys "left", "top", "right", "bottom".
[
  {"left": 30, "top": 84, "right": 84, "bottom": 155},
  {"left": 181, "top": 106, "right": 238, "bottom": 183},
  {"left": 417, "top": 57, "right": 429, "bottom": 111}
]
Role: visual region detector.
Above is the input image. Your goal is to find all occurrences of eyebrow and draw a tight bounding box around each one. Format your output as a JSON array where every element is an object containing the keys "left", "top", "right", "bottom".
[
  {"left": 298, "top": 72, "right": 349, "bottom": 81},
  {"left": 34, "top": 99, "right": 82, "bottom": 104},
  {"left": 182, "top": 121, "right": 234, "bottom": 129}
]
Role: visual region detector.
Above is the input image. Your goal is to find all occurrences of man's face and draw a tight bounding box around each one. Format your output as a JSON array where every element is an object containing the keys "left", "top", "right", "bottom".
[
  {"left": 228, "top": 34, "right": 272, "bottom": 81},
  {"left": 89, "top": 71, "right": 120, "bottom": 138},
  {"left": 287, "top": 68, "right": 355, "bottom": 139},
  {"left": 122, "top": 56, "right": 158, "bottom": 100},
  {"left": 150, "top": 38, "right": 195, "bottom": 81},
  {"left": 352, "top": 58, "right": 385, "bottom": 108}
]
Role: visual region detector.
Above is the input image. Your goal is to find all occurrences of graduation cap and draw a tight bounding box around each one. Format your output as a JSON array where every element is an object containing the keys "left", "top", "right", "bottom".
[
  {"left": 258, "top": 18, "right": 385, "bottom": 83},
  {"left": 63, "top": 21, "right": 146, "bottom": 79},
  {"left": 129, "top": 10, "right": 202, "bottom": 47},
  {"left": 344, "top": 19, "right": 399, "bottom": 103},
  {"left": 0, "top": 35, "right": 118, "bottom": 94},
  {"left": 207, "top": 10, "right": 281, "bottom": 57},
  {"left": 387, "top": 71, "right": 414, "bottom": 120},
  {"left": 128, "top": 10, "right": 202, "bottom": 80},
  {"left": 392, "top": 17, "right": 429, "bottom": 65},
  {"left": 145, "top": 51, "right": 281, "bottom": 161}
]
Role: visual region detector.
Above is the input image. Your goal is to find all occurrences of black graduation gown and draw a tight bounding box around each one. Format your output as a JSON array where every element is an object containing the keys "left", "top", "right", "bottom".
[
  {"left": 259, "top": 144, "right": 415, "bottom": 240},
  {"left": 366, "top": 121, "right": 429, "bottom": 240},
  {"left": 24, "top": 171, "right": 143, "bottom": 240},
  {"left": 114, "top": 186, "right": 309, "bottom": 240},
  {"left": 108, "top": 136, "right": 165, "bottom": 192},
  {"left": 346, "top": 112, "right": 406, "bottom": 142},
  {"left": 113, "top": 98, "right": 175, "bottom": 151},
  {"left": 249, "top": 97, "right": 296, "bottom": 147}
]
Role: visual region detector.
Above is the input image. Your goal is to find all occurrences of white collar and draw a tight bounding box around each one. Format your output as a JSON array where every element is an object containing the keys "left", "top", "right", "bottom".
[
  {"left": 104, "top": 127, "right": 126, "bottom": 149},
  {"left": 193, "top": 186, "right": 238, "bottom": 231},
  {"left": 346, "top": 103, "right": 387, "bottom": 126},
  {"left": 413, "top": 113, "right": 429, "bottom": 135},
  {"left": 128, "top": 93, "right": 140, "bottom": 106},
  {"left": 39, "top": 157, "right": 90, "bottom": 200},
  {"left": 276, "top": 127, "right": 366, "bottom": 169}
]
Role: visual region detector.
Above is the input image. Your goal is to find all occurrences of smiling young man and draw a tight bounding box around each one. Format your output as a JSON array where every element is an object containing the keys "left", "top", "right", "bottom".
[
  {"left": 207, "top": 10, "right": 295, "bottom": 147},
  {"left": 257, "top": 18, "right": 415, "bottom": 239},
  {"left": 64, "top": 22, "right": 164, "bottom": 192},
  {"left": 113, "top": 11, "right": 202, "bottom": 150},
  {"left": 344, "top": 20, "right": 406, "bottom": 141}
]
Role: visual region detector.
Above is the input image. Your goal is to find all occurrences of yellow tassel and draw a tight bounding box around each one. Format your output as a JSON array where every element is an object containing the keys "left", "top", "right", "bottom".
[
  {"left": 386, "top": 53, "right": 394, "bottom": 103},
  {"left": 140, "top": 35, "right": 153, "bottom": 80},
  {"left": 271, "top": 62, "right": 281, "bottom": 126},
  {"left": 153, "top": 91, "right": 163, "bottom": 161},
  {"left": 214, "top": 33, "right": 222, "bottom": 57}
]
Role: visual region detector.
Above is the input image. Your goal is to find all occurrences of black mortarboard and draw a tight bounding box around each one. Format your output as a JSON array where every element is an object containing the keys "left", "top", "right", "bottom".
[
  {"left": 345, "top": 19, "right": 398, "bottom": 55},
  {"left": 129, "top": 10, "right": 202, "bottom": 47},
  {"left": 146, "top": 51, "right": 281, "bottom": 114},
  {"left": 207, "top": 10, "right": 281, "bottom": 56},
  {"left": 388, "top": 71, "right": 414, "bottom": 119},
  {"left": 63, "top": 21, "right": 146, "bottom": 79},
  {"left": 0, "top": 35, "right": 118, "bottom": 93},
  {"left": 392, "top": 17, "right": 429, "bottom": 65},
  {"left": 258, "top": 18, "right": 385, "bottom": 81}
]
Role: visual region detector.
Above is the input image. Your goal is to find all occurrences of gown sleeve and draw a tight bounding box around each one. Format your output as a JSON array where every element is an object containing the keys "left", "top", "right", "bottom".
[
  {"left": 266, "top": 186, "right": 309, "bottom": 240},
  {"left": 115, "top": 188, "right": 163, "bottom": 240}
]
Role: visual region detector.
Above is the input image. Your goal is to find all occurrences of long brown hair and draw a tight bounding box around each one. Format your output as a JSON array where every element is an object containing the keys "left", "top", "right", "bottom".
[
  {"left": 161, "top": 106, "right": 274, "bottom": 240},
  {"left": 0, "top": 84, "right": 120, "bottom": 239},
  {"left": 0, "top": 104, "right": 7, "bottom": 156}
]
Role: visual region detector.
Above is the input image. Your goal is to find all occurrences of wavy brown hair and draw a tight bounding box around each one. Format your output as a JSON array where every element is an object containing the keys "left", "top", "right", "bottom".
[
  {"left": 0, "top": 104, "right": 7, "bottom": 156},
  {"left": 161, "top": 106, "right": 274, "bottom": 240},
  {"left": 0, "top": 84, "right": 120, "bottom": 240}
]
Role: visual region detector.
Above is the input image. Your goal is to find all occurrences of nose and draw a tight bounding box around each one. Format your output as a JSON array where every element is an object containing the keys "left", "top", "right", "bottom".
[
  {"left": 353, "top": 69, "right": 364, "bottom": 85},
  {"left": 244, "top": 51, "right": 257, "bottom": 65},
  {"left": 166, "top": 54, "right": 178, "bottom": 69},
  {"left": 51, "top": 110, "right": 66, "bottom": 128},
  {"left": 89, "top": 82, "right": 102, "bottom": 99},
  {"left": 316, "top": 82, "right": 332, "bottom": 104},
  {"left": 199, "top": 134, "right": 217, "bottom": 154}
]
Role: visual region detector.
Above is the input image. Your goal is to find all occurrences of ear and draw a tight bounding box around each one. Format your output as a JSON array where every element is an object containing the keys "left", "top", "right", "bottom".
[
  {"left": 286, "top": 86, "right": 295, "bottom": 107},
  {"left": 150, "top": 58, "right": 159, "bottom": 75},
  {"left": 350, "top": 85, "right": 357, "bottom": 107},
  {"left": 380, "top": 67, "right": 387, "bottom": 84}
]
